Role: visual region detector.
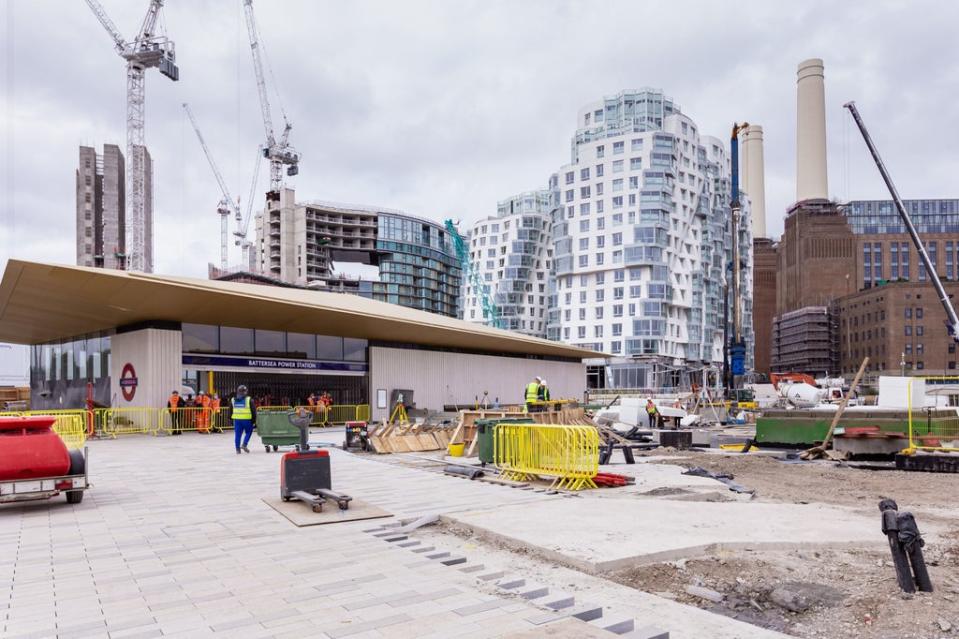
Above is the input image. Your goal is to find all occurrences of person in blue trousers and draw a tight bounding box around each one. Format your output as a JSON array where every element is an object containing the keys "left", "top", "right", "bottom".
[{"left": 232, "top": 385, "right": 257, "bottom": 454}]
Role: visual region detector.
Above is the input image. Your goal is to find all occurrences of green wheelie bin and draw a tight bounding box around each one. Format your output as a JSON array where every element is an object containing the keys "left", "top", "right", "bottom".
[
  {"left": 257, "top": 410, "right": 304, "bottom": 452},
  {"left": 476, "top": 417, "right": 535, "bottom": 467}
]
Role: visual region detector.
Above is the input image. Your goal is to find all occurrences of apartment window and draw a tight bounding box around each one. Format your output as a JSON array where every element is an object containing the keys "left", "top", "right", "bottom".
[
  {"left": 630, "top": 158, "right": 642, "bottom": 170},
  {"left": 901, "top": 242, "right": 910, "bottom": 280},
  {"left": 579, "top": 237, "right": 589, "bottom": 250},
  {"left": 873, "top": 242, "right": 882, "bottom": 281},
  {"left": 596, "top": 236, "right": 606, "bottom": 248},
  {"left": 596, "top": 183, "right": 604, "bottom": 196},
  {"left": 629, "top": 285, "right": 643, "bottom": 298},
  {"left": 612, "top": 196, "right": 624, "bottom": 209},
  {"left": 628, "top": 194, "right": 637, "bottom": 206},
  {"left": 596, "top": 200, "right": 604, "bottom": 213},
  {"left": 612, "top": 213, "right": 623, "bottom": 226},
  {"left": 613, "top": 304, "right": 623, "bottom": 317},
  {"left": 916, "top": 307, "right": 924, "bottom": 319},
  {"left": 614, "top": 269, "right": 625, "bottom": 282},
  {"left": 613, "top": 287, "right": 624, "bottom": 300},
  {"left": 612, "top": 232, "right": 623, "bottom": 246},
  {"left": 947, "top": 241, "right": 955, "bottom": 279},
  {"left": 891, "top": 243, "right": 899, "bottom": 279},
  {"left": 612, "top": 323, "right": 622, "bottom": 337},
  {"left": 596, "top": 145, "right": 605, "bottom": 158},
  {"left": 567, "top": 206, "right": 574, "bottom": 218},
  {"left": 579, "top": 203, "right": 590, "bottom": 215},
  {"left": 596, "top": 272, "right": 605, "bottom": 284},
  {"left": 863, "top": 244, "right": 872, "bottom": 288},
  {"left": 581, "top": 186, "right": 591, "bottom": 198},
  {"left": 612, "top": 160, "right": 624, "bottom": 173},
  {"left": 612, "top": 250, "right": 622, "bottom": 263},
  {"left": 597, "top": 218, "right": 605, "bottom": 230},
  {"left": 578, "top": 255, "right": 588, "bottom": 267},
  {"left": 565, "top": 171, "right": 574, "bottom": 184},
  {"left": 613, "top": 178, "right": 624, "bottom": 192},
  {"left": 579, "top": 308, "right": 586, "bottom": 320},
  {"left": 905, "top": 325, "right": 912, "bottom": 336},
  {"left": 594, "top": 325, "right": 603, "bottom": 338},
  {"left": 579, "top": 220, "right": 590, "bottom": 232},
  {"left": 905, "top": 307, "right": 912, "bottom": 319},
  {"left": 613, "top": 141, "right": 624, "bottom": 154},
  {"left": 84, "top": 193, "right": 91, "bottom": 203},
  {"left": 596, "top": 290, "right": 605, "bottom": 303},
  {"left": 580, "top": 168, "right": 590, "bottom": 180},
  {"left": 611, "top": 341, "right": 622, "bottom": 354},
  {"left": 917, "top": 361, "right": 925, "bottom": 370},
  {"left": 564, "top": 309, "right": 571, "bottom": 321},
  {"left": 563, "top": 327, "right": 570, "bottom": 340},
  {"left": 905, "top": 344, "right": 913, "bottom": 355},
  {"left": 565, "top": 190, "right": 574, "bottom": 202},
  {"left": 595, "top": 307, "right": 604, "bottom": 320},
  {"left": 595, "top": 164, "right": 604, "bottom": 177},
  {"left": 579, "top": 291, "right": 587, "bottom": 303},
  {"left": 577, "top": 327, "right": 586, "bottom": 339},
  {"left": 596, "top": 253, "right": 605, "bottom": 265},
  {"left": 916, "top": 325, "right": 924, "bottom": 336},
  {"left": 629, "top": 176, "right": 639, "bottom": 189},
  {"left": 631, "top": 138, "right": 643, "bottom": 151}
]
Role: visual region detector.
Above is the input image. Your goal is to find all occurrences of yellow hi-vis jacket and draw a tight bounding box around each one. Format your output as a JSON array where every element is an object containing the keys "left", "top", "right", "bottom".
[
  {"left": 525, "top": 382, "right": 541, "bottom": 403},
  {"left": 232, "top": 396, "right": 253, "bottom": 420}
]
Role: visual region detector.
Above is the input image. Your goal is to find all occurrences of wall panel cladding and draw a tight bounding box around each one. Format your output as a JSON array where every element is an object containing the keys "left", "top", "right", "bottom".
[{"left": 369, "top": 346, "right": 585, "bottom": 420}]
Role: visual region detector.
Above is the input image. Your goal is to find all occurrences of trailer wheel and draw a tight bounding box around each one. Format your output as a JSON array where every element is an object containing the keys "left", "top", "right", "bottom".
[
  {"left": 66, "top": 490, "right": 83, "bottom": 504},
  {"left": 68, "top": 449, "right": 85, "bottom": 477}
]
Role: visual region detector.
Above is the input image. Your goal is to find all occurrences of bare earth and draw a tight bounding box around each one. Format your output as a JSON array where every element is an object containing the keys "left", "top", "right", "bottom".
[{"left": 611, "top": 451, "right": 959, "bottom": 638}]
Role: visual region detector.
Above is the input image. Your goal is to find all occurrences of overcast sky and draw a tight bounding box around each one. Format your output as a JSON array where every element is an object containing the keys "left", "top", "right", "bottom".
[{"left": 2, "top": 0, "right": 958, "bottom": 278}]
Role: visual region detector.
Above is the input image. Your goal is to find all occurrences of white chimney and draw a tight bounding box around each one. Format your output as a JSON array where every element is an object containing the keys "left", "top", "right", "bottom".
[
  {"left": 796, "top": 58, "right": 828, "bottom": 202},
  {"left": 742, "top": 124, "right": 767, "bottom": 238}
]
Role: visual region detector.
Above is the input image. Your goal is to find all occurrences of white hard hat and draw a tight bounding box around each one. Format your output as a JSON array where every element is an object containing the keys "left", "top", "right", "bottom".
[
  {"left": 535, "top": 376, "right": 542, "bottom": 382},
  {"left": 541, "top": 380, "right": 548, "bottom": 385}
]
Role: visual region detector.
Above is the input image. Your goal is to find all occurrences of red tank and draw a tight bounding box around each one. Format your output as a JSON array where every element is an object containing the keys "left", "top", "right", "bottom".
[{"left": 0, "top": 416, "right": 71, "bottom": 481}]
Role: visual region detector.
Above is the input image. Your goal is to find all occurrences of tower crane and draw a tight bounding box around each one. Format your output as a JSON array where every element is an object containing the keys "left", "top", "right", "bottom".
[
  {"left": 84, "top": 0, "right": 179, "bottom": 272},
  {"left": 242, "top": 0, "right": 299, "bottom": 194},
  {"left": 181, "top": 103, "right": 239, "bottom": 270},
  {"left": 235, "top": 148, "right": 263, "bottom": 270}
]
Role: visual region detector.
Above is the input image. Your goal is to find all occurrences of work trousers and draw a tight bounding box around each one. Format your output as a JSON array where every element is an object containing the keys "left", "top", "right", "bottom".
[
  {"left": 233, "top": 419, "right": 254, "bottom": 449},
  {"left": 647, "top": 413, "right": 657, "bottom": 428}
]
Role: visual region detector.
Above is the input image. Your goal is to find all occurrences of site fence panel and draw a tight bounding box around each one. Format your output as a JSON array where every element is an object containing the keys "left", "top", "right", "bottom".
[
  {"left": 494, "top": 423, "right": 600, "bottom": 491},
  {"left": 907, "top": 376, "right": 959, "bottom": 453},
  {"left": 257, "top": 405, "right": 292, "bottom": 412},
  {"left": 326, "top": 405, "right": 359, "bottom": 425},
  {"left": 95, "top": 408, "right": 158, "bottom": 438},
  {"left": 355, "top": 404, "right": 371, "bottom": 422},
  {"left": 158, "top": 407, "right": 219, "bottom": 435}
]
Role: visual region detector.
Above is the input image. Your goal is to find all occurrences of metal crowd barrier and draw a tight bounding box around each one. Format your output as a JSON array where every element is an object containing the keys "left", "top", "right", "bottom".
[
  {"left": 95, "top": 407, "right": 157, "bottom": 438},
  {"left": 494, "top": 423, "right": 600, "bottom": 491},
  {"left": 157, "top": 406, "right": 220, "bottom": 435},
  {"left": 293, "top": 404, "right": 371, "bottom": 425},
  {"left": 0, "top": 409, "right": 89, "bottom": 449},
  {"left": 907, "top": 376, "right": 959, "bottom": 453}
]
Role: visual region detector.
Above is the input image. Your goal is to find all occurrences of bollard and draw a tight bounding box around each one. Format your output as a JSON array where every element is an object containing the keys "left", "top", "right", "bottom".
[{"left": 878, "top": 499, "right": 933, "bottom": 593}]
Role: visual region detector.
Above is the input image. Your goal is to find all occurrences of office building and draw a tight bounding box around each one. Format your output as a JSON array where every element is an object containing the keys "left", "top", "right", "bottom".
[
  {"left": 464, "top": 189, "right": 553, "bottom": 337},
  {"left": 547, "top": 89, "right": 753, "bottom": 388},
  {"left": 254, "top": 189, "right": 462, "bottom": 317},
  {"left": 76, "top": 144, "right": 126, "bottom": 269}
]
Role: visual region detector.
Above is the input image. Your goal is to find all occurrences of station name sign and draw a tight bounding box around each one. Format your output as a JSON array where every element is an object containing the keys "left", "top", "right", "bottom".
[{"left": 182, "top": 354, "right": 367, "bottom": 373}]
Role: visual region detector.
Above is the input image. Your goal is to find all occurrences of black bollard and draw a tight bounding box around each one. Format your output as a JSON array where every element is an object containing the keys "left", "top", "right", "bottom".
[
  {"left": 897, "top": 511, "right": 933, "bottom": 593},
  {"left": 878, "top": 499, "right": 934, "bottom": 593}
]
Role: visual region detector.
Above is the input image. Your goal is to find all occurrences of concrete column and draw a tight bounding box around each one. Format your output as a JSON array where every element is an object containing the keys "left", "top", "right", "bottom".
[
  {"left": 796, "top": 58, "right": 829, "bottom": 202},
  {"left": 742, "top": 125, "right": 767, "bottom": 238}
]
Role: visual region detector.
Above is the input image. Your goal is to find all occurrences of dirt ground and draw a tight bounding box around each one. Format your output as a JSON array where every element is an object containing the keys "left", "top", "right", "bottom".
[{"left": 614, "top": 450, "right": 959, "bottom": 638}]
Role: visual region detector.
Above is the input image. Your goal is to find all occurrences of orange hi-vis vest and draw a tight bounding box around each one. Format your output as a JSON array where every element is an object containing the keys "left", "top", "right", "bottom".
[{"left": 169, "top": 395, "right": 181, "bottom": 411}]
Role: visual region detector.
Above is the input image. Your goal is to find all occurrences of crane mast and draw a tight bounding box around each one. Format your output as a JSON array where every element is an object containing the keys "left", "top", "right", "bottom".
[
  {"left": 844, "top": 102, "right": 959, "bottom": 342},
  {"left": 84, "top": 0, "right": 179, "bottom": 273},
  {"left": 182, "top": 103, "right": 240, "bottom": 270},
  {"left": 242, "top": 0, "right": 299, "bottom": 193}
]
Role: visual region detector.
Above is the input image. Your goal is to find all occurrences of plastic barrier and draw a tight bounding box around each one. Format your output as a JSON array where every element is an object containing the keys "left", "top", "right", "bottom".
[
  {"left": 906, "top": 376, "right": 959, "bottom": 453},
  {"left": 95, "top": 407, "right": 157, "bottom": 438},
  {"left": 493, "top": 423, "right": 599, "bottom": 490}
]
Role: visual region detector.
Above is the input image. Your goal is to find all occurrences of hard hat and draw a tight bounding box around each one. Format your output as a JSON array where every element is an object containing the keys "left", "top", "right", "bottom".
[
  {"left": 237, "top": 385, "right": 248, "bottom": 393},
  {"left": 541, "top": 380, "right": 548, "bottom": 385},
  {"left": 535, "top": 376, "right": 542, "bottom": 382}
]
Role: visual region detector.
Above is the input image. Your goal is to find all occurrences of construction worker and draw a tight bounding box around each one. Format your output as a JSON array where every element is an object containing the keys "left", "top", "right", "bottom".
[
  {"left": 210, "top": 393, "right": 222, "bottom": 433},
  {"left": 197, "top": 391, "right": 211, "bottom": 434},
  {"left": 645, "top": 398, "right": 659, "bottom": 428},
  {"left": 231, "top": 385, "right": 256, "bottom": 454},
  {"left": 525, "top": 376, "right": 543, "bottom": 413},
  {"left": 538, "top": 380, "right": 551, "bottom": 408},
  {"left": 167, "top": 390, "right": 182, "bottom": 435}
]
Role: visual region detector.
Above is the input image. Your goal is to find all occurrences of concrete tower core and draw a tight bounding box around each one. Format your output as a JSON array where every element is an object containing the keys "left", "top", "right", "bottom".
[
  {"left": 796, "top": 58, "right": 829, "bottom": 202},
  {"left": 741, "top": 124, "right": 767, "bottom": 238}
]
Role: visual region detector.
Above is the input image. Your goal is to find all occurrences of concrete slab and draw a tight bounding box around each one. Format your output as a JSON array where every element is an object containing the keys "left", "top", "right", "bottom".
[
  {"left": 500, "top": 618, "right": 613, "bottom": 638},
  {"left": 261, "top": 497, "right": 393, "bottom": 527},
  {"left": 444, "top": 498, "right": 882, "bottom": 572}
]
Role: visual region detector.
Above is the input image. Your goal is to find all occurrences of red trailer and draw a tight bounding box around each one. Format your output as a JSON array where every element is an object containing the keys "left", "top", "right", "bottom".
[{"left": 0, "top": 416, "right": 90, "bottom": 504}]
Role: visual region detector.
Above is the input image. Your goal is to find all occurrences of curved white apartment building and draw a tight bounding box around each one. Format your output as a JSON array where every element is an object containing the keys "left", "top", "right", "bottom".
[
  {"left": 464, "top": 190, "right": 553, "bottom": 337},
  {"left": 547, "top": 90, "right": 754, "bottom": 388}
]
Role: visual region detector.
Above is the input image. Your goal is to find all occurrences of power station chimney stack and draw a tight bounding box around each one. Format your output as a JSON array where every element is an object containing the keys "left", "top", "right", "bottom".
[
  {"left": 742, "top": 124, "right": 767, "bottom": 238},
  {"left": 796, "top": 58, "right": 829, "bottom": 202}
]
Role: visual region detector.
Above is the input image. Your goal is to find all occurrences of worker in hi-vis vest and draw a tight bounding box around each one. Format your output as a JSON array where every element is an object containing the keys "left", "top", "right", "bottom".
[
  {"left": 525, "top": 376, "right": 543, "bottom": 413},
  {"left": 232, "top": 385, "right": 256, "bottom": 454}
]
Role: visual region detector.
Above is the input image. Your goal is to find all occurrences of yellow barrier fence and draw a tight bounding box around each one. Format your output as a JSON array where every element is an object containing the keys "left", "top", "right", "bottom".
[
  {"left": 95, "top": 407, "right": 158, "bottom": 438},
  {"left": 157, "top": 406, "right": 221, "bottom": 435},
  {"left": 293, "top": 404, "right": 371, "bottom": 425},
  {"left": 906, "top": 376, "right": 959, "bottom": 453},
  {"left": 494, "top": 423, "right": 600, "bottom": 491},
  {"left": 0, "top": 410, "right": 89, "bottom": 449}
]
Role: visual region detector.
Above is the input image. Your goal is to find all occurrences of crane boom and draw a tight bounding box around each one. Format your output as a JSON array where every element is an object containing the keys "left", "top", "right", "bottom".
[
  {"left": 84, "top": 0, "right": 126, "bottom": 52},
  {"left": 182, "top": 103, "right": 241, "bottom": 218},
  {"left": 844, "top": 101, "right": 959, "bottom": 341},
  {"left": 242, "top": 0, "right": 275, "bottom": 148}
]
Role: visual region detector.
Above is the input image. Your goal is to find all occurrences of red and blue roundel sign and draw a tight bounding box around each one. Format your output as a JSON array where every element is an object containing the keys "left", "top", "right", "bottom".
[{"left": 119, "top": 363, "right": 138, "bottom": 401}]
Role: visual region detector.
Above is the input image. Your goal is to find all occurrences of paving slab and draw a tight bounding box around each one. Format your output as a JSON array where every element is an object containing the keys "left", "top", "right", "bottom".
[
  {"left": 261, "top": 496, "right": 392, "bottom": 527},
  {"left": 444, "top": 497, "right": 882, "bottom": 572}
]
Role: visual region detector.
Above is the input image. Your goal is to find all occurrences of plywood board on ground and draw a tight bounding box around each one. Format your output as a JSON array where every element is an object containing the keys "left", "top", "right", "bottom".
[{"left": 262, "top": 497, "right": 392, "bottom": 527}]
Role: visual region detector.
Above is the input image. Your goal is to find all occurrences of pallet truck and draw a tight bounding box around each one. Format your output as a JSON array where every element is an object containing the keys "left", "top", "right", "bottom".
[{"left": 280, "top": 409, "right": 352, "bottom": 513}]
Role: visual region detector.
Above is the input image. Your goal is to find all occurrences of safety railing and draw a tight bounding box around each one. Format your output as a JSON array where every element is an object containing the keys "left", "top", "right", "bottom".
[
  {"left": 494, "top": 423, "right": 600, "bottom": 491},
  {"left": 0, "top": 409, "right": 89, "bottom": 449},
  {"left": 257, "top": 405, "right": 293, "bottom": 412},
  {"left": 906, "top": 376, "right": 959, "bottom": 453},
  {"left": 94, "top": 407, "right": 156, "bottom": 438},
  {"left": 293, "top": 404, "right": 371, "bottom": 425}
]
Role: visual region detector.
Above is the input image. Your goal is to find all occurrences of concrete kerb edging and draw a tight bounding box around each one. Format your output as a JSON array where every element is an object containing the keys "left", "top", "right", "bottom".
[{"left": 437, "top": 514, "right": 888, "bottom": 574}]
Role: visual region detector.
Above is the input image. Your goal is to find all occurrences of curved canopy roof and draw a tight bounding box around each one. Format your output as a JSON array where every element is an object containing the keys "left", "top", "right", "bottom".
[{"left": 0, "top": 260, "right": 600, "bottom": 360}]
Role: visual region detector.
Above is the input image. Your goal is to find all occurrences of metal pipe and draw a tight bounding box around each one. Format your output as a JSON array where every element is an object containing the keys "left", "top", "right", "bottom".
[{"left": 844, "top": 102, "right": 959, "bottom": 340}]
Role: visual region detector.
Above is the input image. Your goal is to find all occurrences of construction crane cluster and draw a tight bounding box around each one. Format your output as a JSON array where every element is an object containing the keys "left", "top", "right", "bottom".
[{"left": 85, "top": 0, "right": 297, "bottom": 272}]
